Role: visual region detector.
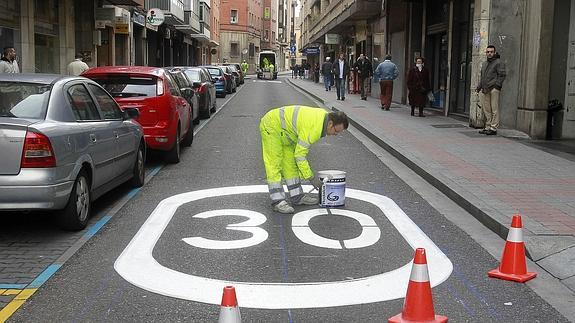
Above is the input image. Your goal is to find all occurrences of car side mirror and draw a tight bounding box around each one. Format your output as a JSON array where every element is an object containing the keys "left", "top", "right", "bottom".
[
  {"left": 123, "top": 107, "right": 140, "bottom": 120},
  {"left": 181, "top": 88, "right": 194, "bottom": 97},
  {"left": 192, "top": 82, "right": 201, "bottom": 89}
]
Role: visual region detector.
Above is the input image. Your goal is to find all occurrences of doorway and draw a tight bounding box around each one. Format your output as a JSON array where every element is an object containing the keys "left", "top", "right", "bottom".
[
  {"left": 450, "top": 0, "right": 474, "bottom": 115},
  {"left": 427, "top": 32, "right": 448, "bottom": 109}
]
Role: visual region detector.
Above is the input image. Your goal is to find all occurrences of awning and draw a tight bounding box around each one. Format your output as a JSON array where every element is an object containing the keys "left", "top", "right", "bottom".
[
  {"left": 209, "top": 40, "right": 220, "bottom": 47},
  {"left": 190, "top": 33, "right": 210, "bottom": 44}
]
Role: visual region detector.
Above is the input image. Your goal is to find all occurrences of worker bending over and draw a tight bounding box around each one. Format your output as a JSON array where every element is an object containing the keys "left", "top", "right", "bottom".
[{"left": 259, "top": 105, "right": 349, "bottom": 214}]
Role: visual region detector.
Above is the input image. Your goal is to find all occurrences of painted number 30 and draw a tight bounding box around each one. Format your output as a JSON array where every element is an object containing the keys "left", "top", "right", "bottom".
[{"left": 182, "top": 208, "right": 381, "bottom": 250}]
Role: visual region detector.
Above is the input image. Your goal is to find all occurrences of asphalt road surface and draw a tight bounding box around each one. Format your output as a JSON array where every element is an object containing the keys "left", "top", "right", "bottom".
[{"left": 6, "top": 77, "right": 569, "bottom": 322}]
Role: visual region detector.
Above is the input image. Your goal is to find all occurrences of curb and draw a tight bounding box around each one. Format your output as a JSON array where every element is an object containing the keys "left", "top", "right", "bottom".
[{"left": 286, "top": 77, "right": 517, "bottom": 256}]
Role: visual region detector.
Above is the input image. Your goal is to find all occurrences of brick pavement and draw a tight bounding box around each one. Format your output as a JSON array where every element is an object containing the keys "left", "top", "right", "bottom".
[{"left": 287, "top": 76, "right": 575, "bottom": 292}]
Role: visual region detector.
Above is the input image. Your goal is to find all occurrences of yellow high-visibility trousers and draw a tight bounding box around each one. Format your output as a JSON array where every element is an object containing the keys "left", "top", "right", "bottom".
[{"left": 260, "top": 121, "right": 304, "bottom": 204}]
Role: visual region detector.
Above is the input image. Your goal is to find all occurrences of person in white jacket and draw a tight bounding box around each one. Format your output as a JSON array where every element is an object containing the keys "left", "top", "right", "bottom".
[{"left": 67, "top": 53, "right": 90, "bottom": 76}]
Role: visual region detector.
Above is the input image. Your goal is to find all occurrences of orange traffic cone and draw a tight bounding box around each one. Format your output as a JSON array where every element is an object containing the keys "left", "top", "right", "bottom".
[
  {"left": 218, "top": 286, "right": 241, "bottom": 323},
  {"left": 488, "top": 214, "right": 537, "bottom": 283},
  {"left": 389, "top": 248, "right": 448, "bottom": 323}
]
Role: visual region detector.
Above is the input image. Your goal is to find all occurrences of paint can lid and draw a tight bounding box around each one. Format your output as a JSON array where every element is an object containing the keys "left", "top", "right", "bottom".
[{"left": 318, "top": 170, "right": 346, "bottom": 179}]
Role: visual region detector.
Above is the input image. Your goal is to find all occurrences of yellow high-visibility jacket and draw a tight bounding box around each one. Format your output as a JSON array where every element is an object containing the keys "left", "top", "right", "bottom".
[{"left": 261, "top": 106, "right": 327, "bottom": 180}]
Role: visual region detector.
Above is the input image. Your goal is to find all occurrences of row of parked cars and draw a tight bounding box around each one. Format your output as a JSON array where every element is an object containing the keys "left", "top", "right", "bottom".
[{"left": 0, "top": 63, "right": 246, "bottom": 231}]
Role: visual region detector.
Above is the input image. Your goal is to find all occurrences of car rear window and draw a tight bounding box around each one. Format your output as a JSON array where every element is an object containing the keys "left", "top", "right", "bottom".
[
  {"left": 206, "top": 68, "right": 222, "bottom": 76},
  {"left": 184, "top": 70, "right": 201, "bottom": 82},
  {"left": 0, "top": 82, "right": 51, "bottom": 119},
  {"left": 91, "top": 76, "right": 157, "bottom": 98}
]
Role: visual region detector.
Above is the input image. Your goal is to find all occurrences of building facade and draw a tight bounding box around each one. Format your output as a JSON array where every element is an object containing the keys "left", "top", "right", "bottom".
[
  {"left": 219, "top": 0, "right": 262, "bottom": 72},
  {"left": 299, "top": 0, "right": 575, "bottom": 139},
  {"left": 0, "top": 0, "right": 220, "bottom": 73}
]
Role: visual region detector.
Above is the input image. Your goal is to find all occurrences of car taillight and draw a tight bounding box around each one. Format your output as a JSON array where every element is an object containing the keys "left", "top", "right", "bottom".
[
  {"left": 157, "top": 78, "right": 164, "bottom": 96},
  {"left": 21, "top": 131, "right": 56, "bottom": 168}
]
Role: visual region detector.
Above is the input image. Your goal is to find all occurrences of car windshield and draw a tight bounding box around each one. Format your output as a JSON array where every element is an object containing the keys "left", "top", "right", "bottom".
[
  {"left": 184, "top": 70, "right": 201, "bottom": 82},
  {"left": 91, "top": 76, "right": 157, "bottom": 98},
  {"left": 0, "top": 82, "right": 51, "bottom": 119}
]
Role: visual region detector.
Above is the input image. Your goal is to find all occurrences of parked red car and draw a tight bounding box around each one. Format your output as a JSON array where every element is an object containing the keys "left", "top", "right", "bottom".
[{"left": 82, "top": 66, "right": 194, "bottom": 163}]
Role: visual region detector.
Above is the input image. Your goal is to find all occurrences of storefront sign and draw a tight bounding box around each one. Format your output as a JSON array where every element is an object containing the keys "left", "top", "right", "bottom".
[
  {"left": 133, "top": 11, "right": 146, "bottom": 27},
  {"left": 305, "top": 47, "right": 320, "bottom": 55},
  {"left": 115, "top": 23, "right": 129, "bottom": 34},
  {"left": 325, "top": 34, "right": 340, "bottom": 45},
  {"left": 147, "top": 8, "right": 165, "bottom": 26},
  {"left": 115, "top": 16, "right": 130, "bottom": 34}
]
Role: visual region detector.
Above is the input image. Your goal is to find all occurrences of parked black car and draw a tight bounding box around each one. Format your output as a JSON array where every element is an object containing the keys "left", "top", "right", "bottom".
[
  {"left": 165, "top": 68, "right": 200, "bottom": 124},
  {"left": 181, "top": 67, "right": 216, "bottom": 119},
  {"left": 223, "top": 63, "right": 244, "bottom": 84},
  {"left": 218, "top": 65, "right": 237, "bottom": 94}
]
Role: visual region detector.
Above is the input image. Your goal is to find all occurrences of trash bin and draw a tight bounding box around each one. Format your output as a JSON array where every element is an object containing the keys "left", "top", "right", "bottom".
[{"left": 546, "top": 99, "right": 563, "bottom": 140}]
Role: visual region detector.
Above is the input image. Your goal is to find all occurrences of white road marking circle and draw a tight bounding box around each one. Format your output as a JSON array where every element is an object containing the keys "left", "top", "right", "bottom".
[{"left": 114, "top": 185, "right": 453, "bottom": 309}]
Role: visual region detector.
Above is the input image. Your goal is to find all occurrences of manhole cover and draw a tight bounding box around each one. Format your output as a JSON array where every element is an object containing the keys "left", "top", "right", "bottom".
[{"left": 431, "top": 124, "right": 467, "bottom": 128}]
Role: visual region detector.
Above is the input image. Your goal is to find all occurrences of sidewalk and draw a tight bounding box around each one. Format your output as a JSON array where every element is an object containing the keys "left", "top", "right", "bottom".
[{"left": 287, "top": 77, "right": 575, "bottom": 292}]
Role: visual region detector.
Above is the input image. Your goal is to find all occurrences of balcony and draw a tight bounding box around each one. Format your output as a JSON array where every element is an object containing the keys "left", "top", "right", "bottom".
[
  {"left": 175, "top": 10, "right": 201, "bottom": 34},
  {"left": 306, "top": 0, "right": 381, "bottom": 44},
  {"left": 190, "top": 22, "right": 211, "bottom": 43},
  {"left": 147, "top": 0, "right": 185, "bottom": 25}
]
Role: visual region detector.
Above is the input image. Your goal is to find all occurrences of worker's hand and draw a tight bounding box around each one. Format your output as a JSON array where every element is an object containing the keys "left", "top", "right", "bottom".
[{"left": 310, "top": 176, "right": 323, "bottom": 190}]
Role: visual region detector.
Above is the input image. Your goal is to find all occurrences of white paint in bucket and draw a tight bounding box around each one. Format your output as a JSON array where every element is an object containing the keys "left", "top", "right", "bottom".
[{"left": 318, "top": 170, "right": 346, "bottom": 207}]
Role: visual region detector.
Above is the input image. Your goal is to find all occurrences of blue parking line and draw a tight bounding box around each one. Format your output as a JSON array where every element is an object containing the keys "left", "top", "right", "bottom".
[
  {"left": 148, "top": 165, "right": 162, "bottom": 178},
  {"left": 83, "top": 215, "right": 113, "bottom": 239},
  {"left": 28, "top": 264, "right": 61, "bottom": 289},
  {"left": 126, "top": 188, "right": 140, "bottom": 199},
  {"left": 0, "top": 284, "right": 27, "bottom": 289}
]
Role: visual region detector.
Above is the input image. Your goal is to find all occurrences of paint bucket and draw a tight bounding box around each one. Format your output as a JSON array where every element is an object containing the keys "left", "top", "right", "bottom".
[{"left": 318, "top": 170, "right": 346, "bottom": 207}]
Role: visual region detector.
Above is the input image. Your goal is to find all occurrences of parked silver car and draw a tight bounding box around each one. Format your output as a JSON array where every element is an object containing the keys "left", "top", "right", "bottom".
[{"left": 0, "top": 74, "right": 145, "bottom": 230}]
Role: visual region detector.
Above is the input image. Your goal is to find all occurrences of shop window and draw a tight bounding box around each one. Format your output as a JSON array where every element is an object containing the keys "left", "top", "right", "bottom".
[{"left": 231, "top": 9, "right": 238, "bottom": 24}]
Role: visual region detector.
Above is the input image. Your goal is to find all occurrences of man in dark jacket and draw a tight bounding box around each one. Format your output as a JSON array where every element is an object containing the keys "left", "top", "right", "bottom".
[
  {"left": 321, "top": 57, "right": 333, "bottom": 91},
  {"left": 353, "top": 53, "right": 372, "bottom": 100},
  {"left": 332, "top": 53, "right": 350, "bottom": 101},
  {"left": 476, "top": 45, "right": 506, "bottom": 135}
]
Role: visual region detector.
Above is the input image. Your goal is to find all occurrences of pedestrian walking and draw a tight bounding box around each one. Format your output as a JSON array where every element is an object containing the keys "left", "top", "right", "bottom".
[
  {"left": 406, "top": 57, "right": 431, "bottom": 117},
  {"left": 259, "top": 106, "right": 349, "bottom": 214},
  {"left": 374, "top": 54, "right": 399, "bottom": 110},
  {"left": 298, "top": 64, "right": 304, "bottom": 79},
  {"left": 476, "top": 45, "right": 506, "bottom": 135},
  {"left": 321, "top": 57, "right": 333, "bottom": 91},
  {"left": 332, "top": 53, "right": 350, "bottom": 101},
  {"left": 313, "top": 63, "right": 320, "bottom": 83},
  {"left": 0, "top": 46, "right": 20, "bottom": 73},
  {"left": 353, "top": 53, "right": 372, "bottom": 100},
  {"left": 67, "top": 53, "right": 89, "bottom": 76}
]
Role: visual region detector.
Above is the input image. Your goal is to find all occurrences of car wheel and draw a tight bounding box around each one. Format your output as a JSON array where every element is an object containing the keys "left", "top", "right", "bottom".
[
  {"left": 167, "top": 128, "right": 181, "bottom": 164},
  {"left": 130, "top": 143, "right": 145, "bottom": 187},
  {"left": 58, "top": 170, "right": 90, "bottom": 231},
  {"left": 182, "top": 121, "right": 194, "bottom": 147},
  {"left": 200, "top": 98, "right": 211, "bottom": 119},
  {"left": 211, "top": 97, "right": 216, "bottom": 112}
]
